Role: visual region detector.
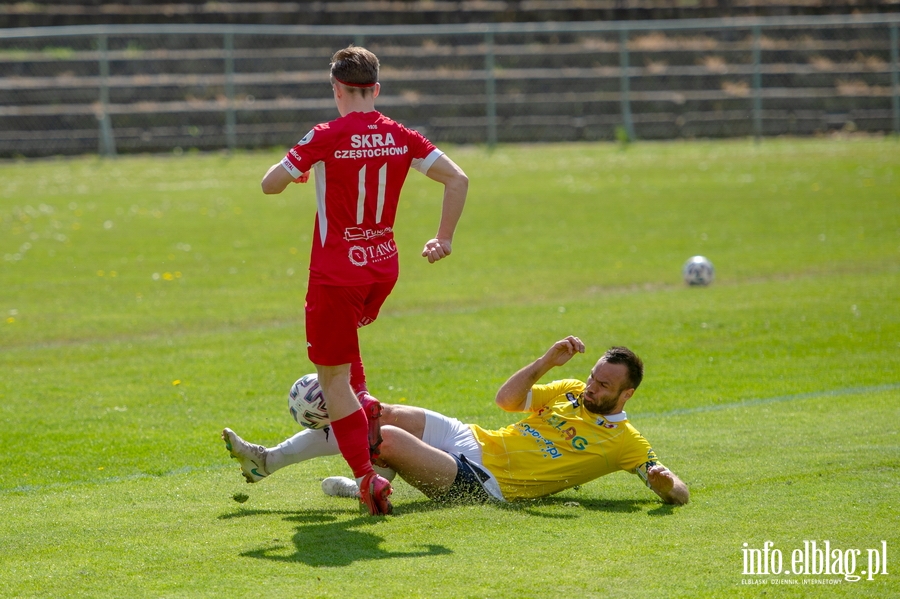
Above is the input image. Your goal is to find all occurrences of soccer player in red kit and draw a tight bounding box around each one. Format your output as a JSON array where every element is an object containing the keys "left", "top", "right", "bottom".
[{"left": 250, "top": 46, "right": 468, "bottom": 515}]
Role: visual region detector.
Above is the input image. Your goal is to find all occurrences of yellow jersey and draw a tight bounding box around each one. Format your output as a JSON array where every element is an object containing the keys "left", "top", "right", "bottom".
[{"left": 469, "top": 379, "right": 660, "bottom": 500}]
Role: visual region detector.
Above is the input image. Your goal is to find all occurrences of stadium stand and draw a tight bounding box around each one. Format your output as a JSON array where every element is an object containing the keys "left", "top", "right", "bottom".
[
  {"left": 1, "top": 2, "right": 898, "bottom": 155},
  {"left": 2, "top": 1, "right": 900, "bottom": 28}
]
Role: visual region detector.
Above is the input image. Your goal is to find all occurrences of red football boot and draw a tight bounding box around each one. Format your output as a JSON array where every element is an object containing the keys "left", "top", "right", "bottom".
[
  {"left": 359, "top": 471, "right": 393, "bottom": 515},
  {"left": 357, "top": 392, "right": 384, "bottom": 462}
]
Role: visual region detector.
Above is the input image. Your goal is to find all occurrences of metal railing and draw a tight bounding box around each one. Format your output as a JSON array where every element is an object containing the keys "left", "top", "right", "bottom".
[{"left": 1, "top": 14, "right": 899, "bottom": 157}]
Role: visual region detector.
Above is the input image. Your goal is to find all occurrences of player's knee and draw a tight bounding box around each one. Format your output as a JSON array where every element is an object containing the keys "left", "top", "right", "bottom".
[
  {"left": 377, "top": 424, "right": 404, "bottom": 458},
  {"left": 314, "top": 364, "right": 351, "bottom": 387}
]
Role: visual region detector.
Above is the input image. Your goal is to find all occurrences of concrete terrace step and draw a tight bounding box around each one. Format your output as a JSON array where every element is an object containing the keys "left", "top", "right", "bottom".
[
  {"left": 1, "top": 14, "right": 898, "bottom": 155},
  {"left": 2, "top": 0, "right": 898, "bottom": 29}
]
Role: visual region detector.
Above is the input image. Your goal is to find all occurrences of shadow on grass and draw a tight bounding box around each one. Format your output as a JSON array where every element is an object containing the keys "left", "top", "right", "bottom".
[
  {"left": 219, "top": 497, "right": 674, "bottom": 567},
  {"left": 491, "top": 495, "right": 664, "bottom": 518},
  {"left": 646, "top": 503, "right": 679, "bottom": 517},
  {"left": 218, "top": 495, "right": 671, "bottom": 566},
  {"left": 219, "top": 502, "right": 453, "bottom": 566}
]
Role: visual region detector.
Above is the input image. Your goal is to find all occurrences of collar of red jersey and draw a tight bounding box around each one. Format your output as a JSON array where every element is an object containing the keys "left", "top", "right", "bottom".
[{"left": 600, "top": 411, "right": 628, "bottom": 423}]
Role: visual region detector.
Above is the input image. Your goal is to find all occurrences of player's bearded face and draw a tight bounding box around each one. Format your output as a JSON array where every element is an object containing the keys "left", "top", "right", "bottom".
[
  {"left": 582, "top": 387, "right": 623, "bottom": 415},
  {"left": 582, "top": 361, "right": 629, "bottom": 415}
]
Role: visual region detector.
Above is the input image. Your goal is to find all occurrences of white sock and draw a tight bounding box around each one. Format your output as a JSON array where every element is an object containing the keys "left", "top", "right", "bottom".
[
  {"left": 265, "top": 428, "right": 339, "bottom": 473},
  {"left": 375, "top": 466, "right": 396, "bottom": 481},
  {"left": 267, "top": 427, "right": 397, "bottom": 482},
  {"left": 354, "top": 466, "right": 396, "bottom": 485}
]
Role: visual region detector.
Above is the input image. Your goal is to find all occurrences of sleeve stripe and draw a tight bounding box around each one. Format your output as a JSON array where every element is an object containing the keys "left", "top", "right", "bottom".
[
  {"left": 411, "top": 149, "right": 444, "bottom": 174},
  {"left": 280, "top": 156, "right": 303, "bottom": 179}
]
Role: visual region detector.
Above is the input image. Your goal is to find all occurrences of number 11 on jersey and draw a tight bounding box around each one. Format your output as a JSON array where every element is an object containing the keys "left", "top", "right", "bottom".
[{"left": 356, "top": 163, "right": 388, "bottom": 225}]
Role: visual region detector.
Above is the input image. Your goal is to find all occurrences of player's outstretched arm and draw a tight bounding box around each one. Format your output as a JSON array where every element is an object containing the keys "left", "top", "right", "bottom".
[
  {"left": 646, "top": 464, "right": 690, "bottom": 505},
  {"left": 421, "top": 154, "right": 468, "bottom": 263},
  {"left": 495, "top": 336, "right": 585, "bottom": 412}
]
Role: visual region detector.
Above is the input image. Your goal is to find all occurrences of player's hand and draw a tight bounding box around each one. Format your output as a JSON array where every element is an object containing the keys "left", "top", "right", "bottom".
[
  {"left": 646, "top": 465, "right": 676, "bottom": 495},
  {"left": 543, "top": 336, "right": 585, "bottom": 367},
  {"left": 421, "top": 238, "right": 452, "bottom": 263},
  {"left": 293, "top": 172, "right": 310, "bottom": 184}
]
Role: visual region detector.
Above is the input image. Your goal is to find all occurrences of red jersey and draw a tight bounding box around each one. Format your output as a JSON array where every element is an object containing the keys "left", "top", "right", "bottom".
[{"left": 280, "top": 111, "right": 443, "bottom": 286}]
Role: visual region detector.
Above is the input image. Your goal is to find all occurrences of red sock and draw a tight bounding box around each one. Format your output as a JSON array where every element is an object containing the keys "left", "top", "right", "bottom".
[
  {"left": 329, "top": 408, "right": 374, "bottom": 479},
  {"left": 350, "top": 359, "right": 368, "bottom": 397}
]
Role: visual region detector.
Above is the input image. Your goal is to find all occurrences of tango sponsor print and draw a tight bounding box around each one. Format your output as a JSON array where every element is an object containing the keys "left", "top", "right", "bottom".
[{"left": 347, "top": 239, "right": 397, "bottom": 267}]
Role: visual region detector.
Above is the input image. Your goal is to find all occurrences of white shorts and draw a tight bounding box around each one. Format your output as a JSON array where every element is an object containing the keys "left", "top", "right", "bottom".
[{"left": 421, "top": 409, "right": 505, "bottom": 501}]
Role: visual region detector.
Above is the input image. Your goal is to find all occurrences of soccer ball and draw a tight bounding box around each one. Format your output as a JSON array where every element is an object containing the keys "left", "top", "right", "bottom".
[
  {"left": 288, "top": 374, "right": 330, "bottom": 429},
  {"left": 682, "top": 255, "right": 715, "bottom": 286}
]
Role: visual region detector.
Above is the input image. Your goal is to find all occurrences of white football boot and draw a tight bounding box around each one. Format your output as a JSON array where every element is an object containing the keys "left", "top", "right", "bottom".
[
  {"left": 321, "top": 476, "right": 360, "bottom": 498},
  {"left": 222, "top": 428, "right": 269, "bottom": 483}
]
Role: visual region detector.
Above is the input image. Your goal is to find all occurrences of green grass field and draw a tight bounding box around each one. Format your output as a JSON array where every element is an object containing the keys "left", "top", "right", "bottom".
[{"left": 1, "top": 138, "right": 898, "bottom": 598}]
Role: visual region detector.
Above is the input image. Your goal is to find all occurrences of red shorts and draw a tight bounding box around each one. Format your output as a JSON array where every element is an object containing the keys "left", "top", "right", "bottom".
[{"left": 305, "top": 280, "right": 396, "bottom": 366}]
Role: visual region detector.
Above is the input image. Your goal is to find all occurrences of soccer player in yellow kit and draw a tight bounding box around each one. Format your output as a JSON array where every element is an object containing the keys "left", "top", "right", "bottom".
[{"left": 223, "top": 336, "right": 689, "bottom": 506}]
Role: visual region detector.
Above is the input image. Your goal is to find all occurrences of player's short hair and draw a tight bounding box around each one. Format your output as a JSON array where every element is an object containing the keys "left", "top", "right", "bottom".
[
  {"left": 330, "top": 46, "right": 379, "bottom": 94},
  {"left": 601, "top": 346, "right": 644, "bottom": 391}
]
